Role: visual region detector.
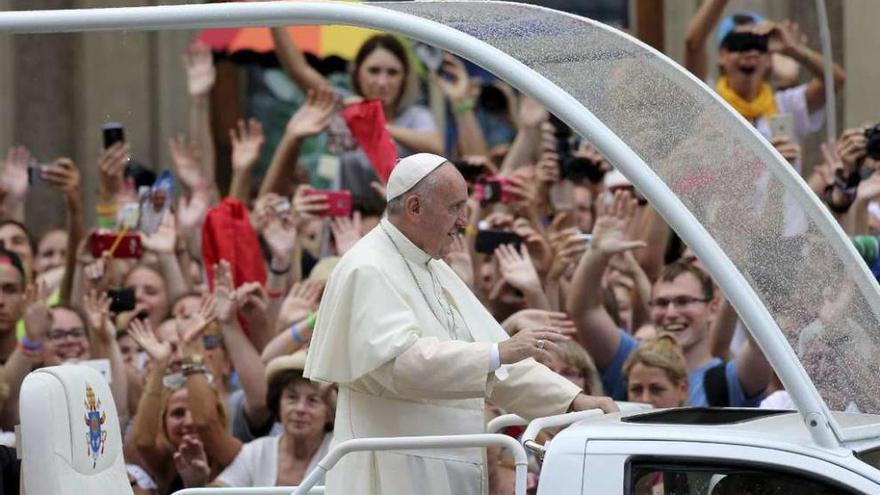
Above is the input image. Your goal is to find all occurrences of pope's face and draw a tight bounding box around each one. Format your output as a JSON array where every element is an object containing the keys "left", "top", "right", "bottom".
[{"left": 419, "top": 164, "right": 469, "bottom": 258}]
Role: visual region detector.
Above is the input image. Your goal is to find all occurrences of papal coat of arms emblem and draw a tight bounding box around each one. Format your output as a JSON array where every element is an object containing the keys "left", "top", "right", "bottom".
[{"left": 83, "top": 383, "right": 108, "bottom": 468}]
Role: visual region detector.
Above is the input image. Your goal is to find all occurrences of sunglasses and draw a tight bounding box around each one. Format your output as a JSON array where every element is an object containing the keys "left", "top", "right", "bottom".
[{"left": 721, "top": 31, "right": 769, "bottom": 53}]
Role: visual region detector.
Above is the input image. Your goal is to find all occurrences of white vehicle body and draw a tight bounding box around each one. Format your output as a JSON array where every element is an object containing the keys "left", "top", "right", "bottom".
[
  {"left": 5, "top": 2, "right": 880, "bottom": 494},
  {"left": 538, "top": 409, "right": 880, "bottom": 494}
]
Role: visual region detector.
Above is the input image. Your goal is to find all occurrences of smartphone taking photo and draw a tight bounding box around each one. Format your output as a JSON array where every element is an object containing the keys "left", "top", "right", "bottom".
[
  {"left": 90, "top": 231, "right": 143, "bottom": 259},
  {"left": 304, "top": 189, "right": 353, "bottom": 217},
  {"left": 107, "top": 287, "right": 136, "bottom": 313},
  {"left": 475, "top": 230, "right": 523, "bottom": 255},
  {"left": 102, "top": 122, "right": 125, "bottom": 149}
]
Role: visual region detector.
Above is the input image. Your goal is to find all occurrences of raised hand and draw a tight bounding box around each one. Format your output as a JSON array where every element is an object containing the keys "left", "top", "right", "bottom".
[
  {"left": 22, "top": 281, "right": 52, "bottom": 343},
  {"left": 141, "top": 212, "right": 178, "bottom": 254},
  {"left": 262, "top": 210, "right": 298, "bottom": 261},
  {"left": 173, "top": 434, "right": 211, "bottom": 488},
  {"left": 770, "top": 136, "right": 801, "bottom": 165},
  {"left": 236, "top": 282, "right": 269, "bottom": 328},
  {"left": 168, "top": 135, "right": 205, "bottom": 191},
  {"left": 292, "top": 185, "right": 329, "bottom": 224},
  {"left": 177, "top": 187, "right": 211, "bottom": 231},
  {"left": 128, "top": 317, "right": 171, "bottom": 364},
  {"left": 516, "top": 94, "right": 549, "bottom": 129},
  {"left": 498, "top": 327, "right": 571, "bottom": 366},
  {"left": 184, "top": 41, "right": 216, "bottom": 97},
  {"left": 443, "top": 234, "right": 474, "bottom": 287},
  {"left": 41, "top": 158, "right": 81, "bottom": 200},
  {"left": 431, "top": 53, "right": 472, "bottom": 104},
  {"left": 536, "top": 151, "right": 561, "bottom": 184},
  {"left": 278, "top": 280, "right": 322, "bottom": 328},
  {"left": 591, "top": 189, "right": 646, "bottom": 255},
  {"left": 1, "top": 145, "right": 32, "bottom": 200},
  {"left": 837, "top": 127, "right": 868, "bottom": 173},
  {"left": 230, "top": 118, "right": 265, "bottom": 172},
  {"left": 502, "top": 309, "right": 576, "bottom": 336},
  {"left": 764, "top": 20, "right": 805, "bottom": 57},
  {"left": 286, "top": 87, "right": 337, "bottom": 139},
  {"left": 178, "top": 295, "right": 216, "bottom": 343},
  {"left": 83, "top": 289, "right": 116, "bottom": 344},
  {"left": 330, "top": 211, "right": 363, "bottom": 255},
  {"left": 547, "top": 228, "right": 588, "bottom": 281},
  {"left": 212, "top": 260, "right": 238, "bottom": 324},
  {"left": 495, "top": 243, "right": 543, "bottom": 294},
  {"left": 97, "top": 142, "right": 130, "bottom": 199}
]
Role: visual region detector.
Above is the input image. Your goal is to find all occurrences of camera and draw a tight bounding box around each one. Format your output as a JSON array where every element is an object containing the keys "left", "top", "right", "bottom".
[{"left": 865, "top": 123, "right": 880, "bottom": 160}]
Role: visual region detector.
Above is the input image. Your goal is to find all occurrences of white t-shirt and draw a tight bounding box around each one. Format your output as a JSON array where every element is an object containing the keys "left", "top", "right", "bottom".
[{"left": 216, "top": 433, "right": 333, "bottom": 487}]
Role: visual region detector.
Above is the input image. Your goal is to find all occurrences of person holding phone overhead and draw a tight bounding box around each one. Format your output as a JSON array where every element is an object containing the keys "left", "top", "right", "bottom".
[
  {"left": 305, "top": 153, "right": 617, "bottom": 495},
  {"left": 271, "top": 28, "right": 442, "bottom": 198}
]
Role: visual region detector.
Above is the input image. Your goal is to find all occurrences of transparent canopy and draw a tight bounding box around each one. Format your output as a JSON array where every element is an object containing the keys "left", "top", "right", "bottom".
[
  {"left": 2, "top": 0, "right": 879, "bottom": 443},
  {"left": 376, "top": 1, "right": 880, "bottom": 424}
]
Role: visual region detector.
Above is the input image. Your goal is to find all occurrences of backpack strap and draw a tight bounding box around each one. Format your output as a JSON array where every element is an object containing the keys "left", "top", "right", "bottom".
[{"left": 704, "top": 362, "right": 730, "bottom": 407}]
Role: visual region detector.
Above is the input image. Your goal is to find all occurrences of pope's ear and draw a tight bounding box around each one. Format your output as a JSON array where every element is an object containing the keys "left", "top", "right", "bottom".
[{"left": 403, "top": 193, "right": 422, "bottom": 217}]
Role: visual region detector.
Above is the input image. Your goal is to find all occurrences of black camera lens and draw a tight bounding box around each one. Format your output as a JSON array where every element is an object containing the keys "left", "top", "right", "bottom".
[{"left": 864, "top": 123, "right": 880, "bottom": 160}]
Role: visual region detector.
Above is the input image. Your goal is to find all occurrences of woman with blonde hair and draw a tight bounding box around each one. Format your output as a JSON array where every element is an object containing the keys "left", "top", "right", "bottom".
[{"left": 623, "top": 335, "right": 688, "bottom": 408}]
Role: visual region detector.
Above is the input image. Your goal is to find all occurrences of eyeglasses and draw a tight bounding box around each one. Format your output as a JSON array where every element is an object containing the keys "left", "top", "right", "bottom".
[
  {"left": 648, "top": 296, "right": 710, "bottom": 309},
  {"left": 47, "top": 327, "right": 87, "bottom": 341}
]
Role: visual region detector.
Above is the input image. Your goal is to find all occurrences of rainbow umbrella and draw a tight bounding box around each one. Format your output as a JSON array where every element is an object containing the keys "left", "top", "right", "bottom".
[{"left": 198, "top": 0, "right": 379, "bottom": 59}]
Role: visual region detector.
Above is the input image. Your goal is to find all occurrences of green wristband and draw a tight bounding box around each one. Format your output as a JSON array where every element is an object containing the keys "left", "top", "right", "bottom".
[
  {"left": 305, "top": 312, "right": 318, "bottom": 330},
  {"left": 453, "top": 98, "right": 475, "bottom": 116}
]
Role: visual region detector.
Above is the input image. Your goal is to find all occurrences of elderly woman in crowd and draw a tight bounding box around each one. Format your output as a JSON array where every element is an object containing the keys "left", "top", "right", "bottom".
[{"left": 212, "top": 350, "right": 334, "bottom": 487}]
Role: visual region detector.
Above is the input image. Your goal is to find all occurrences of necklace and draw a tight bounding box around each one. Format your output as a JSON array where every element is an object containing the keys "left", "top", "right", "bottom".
[{"left": 381, "top": 223, "right": 460, "bottom": 339}]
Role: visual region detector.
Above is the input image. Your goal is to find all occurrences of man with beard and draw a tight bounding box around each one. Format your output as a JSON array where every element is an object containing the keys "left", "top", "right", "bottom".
[
  {"left": 567, "top": 191, "right": 771, "bottom": 406},
  {"left": 305, "top": 153, "right": 617, "bottom": 495}
]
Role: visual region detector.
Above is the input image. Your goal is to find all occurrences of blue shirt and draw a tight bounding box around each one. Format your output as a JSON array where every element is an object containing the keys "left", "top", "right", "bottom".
[{"left": 600, "top": 330, "right": 762, "bottom": 407}]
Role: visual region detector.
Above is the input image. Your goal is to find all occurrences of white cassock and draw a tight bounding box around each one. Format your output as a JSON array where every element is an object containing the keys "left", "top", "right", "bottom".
[{"left": 305, "top": 218, "right": 582, "bottom": 495}]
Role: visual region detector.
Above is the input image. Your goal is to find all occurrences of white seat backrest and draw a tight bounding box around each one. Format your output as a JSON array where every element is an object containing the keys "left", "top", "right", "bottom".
[{"left": 19, "top": 365, "right": 132, "bottom": 495}]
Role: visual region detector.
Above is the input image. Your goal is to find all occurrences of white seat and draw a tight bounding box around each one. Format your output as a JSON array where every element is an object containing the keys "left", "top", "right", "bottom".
[{"left": 19, "top": 365, "right": 132, "bottom": 495}]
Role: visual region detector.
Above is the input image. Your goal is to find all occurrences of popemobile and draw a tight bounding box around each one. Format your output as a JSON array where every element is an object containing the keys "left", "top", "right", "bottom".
[{"left": 5, "top": 1, "right": 880, "bottom": 494}]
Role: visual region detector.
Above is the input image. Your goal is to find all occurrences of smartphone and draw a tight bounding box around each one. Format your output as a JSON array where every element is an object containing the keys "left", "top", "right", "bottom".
[
  {"left": 475, "top": 230, "right": 523, "bottom": 255},
  {"left": 90, "top": 231, "right": 143, "bottom": 259},
  {"left": 27, "top": 163, "right": 58, "bottom": 187},
  {"left": 769, "top": 113, "right": 796, "bottom": 144},
  {"left": 102, "top": 122, "right": 125, "bottom": 149},
  {"left": 572, "top": 233, "right": 593, "bottom": 246},
  {"left": 475, "top": 176, "right": 516, "bottom": 205},
  {"left": 107, "top": 287, "right": 136, "bottom": 313},
  {"left": 304, "top": 189, "right": 353, "bottom": 217}
]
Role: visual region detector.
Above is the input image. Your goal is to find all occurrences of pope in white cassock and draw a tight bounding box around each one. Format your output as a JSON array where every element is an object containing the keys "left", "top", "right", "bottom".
[{"left": 305, "top": 153, "right": 618, "bottom": 494}]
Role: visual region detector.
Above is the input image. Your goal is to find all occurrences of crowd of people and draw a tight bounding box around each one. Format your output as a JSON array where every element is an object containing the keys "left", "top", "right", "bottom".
[{"left": 0, "top": 0, "right": 877, "bottom": 493}]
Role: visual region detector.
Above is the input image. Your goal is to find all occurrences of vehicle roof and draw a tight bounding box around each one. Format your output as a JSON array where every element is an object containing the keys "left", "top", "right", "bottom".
[{"left": 556, "top": 408, "right": 880, "bottom": 458}]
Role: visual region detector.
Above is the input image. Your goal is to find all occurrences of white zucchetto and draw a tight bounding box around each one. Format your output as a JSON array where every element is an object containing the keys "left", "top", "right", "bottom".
[{"left": 385, "top": 153, "right": 449, "bottom": 201}]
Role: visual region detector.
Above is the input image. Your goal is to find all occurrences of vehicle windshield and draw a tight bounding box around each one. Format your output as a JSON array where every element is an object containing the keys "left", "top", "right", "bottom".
[{"left": 382, "top": 1, "right": 880, "bottom": 419}]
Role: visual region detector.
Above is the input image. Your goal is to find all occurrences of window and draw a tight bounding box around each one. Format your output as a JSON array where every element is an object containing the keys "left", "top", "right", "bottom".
[{"left": 629, "top": 461, "right": 856, "bottom": 495}]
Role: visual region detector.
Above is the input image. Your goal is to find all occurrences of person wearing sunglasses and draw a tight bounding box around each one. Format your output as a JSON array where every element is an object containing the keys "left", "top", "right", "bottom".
[{"left": 684, "top": 0, "right": 845, "bottom": 134}]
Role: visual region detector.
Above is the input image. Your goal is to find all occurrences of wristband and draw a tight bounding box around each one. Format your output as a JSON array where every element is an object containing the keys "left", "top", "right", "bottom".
[
  {"left": 305, "top": 312, "right": 318, "bottom": 330},
  {"left": 453, "top": 98, "right": 475, "bottom": 116},
  {"left": 289, "top": 323, "right": 308, "bottom": 345},
  {"left": 20, "top": 336, "right": 44, "bottom": 352}
]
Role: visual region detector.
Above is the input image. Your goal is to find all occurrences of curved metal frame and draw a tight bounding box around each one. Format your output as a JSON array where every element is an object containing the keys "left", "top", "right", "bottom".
[{"left": 0, "top": 1, "right": 855, "bottom": 448}]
